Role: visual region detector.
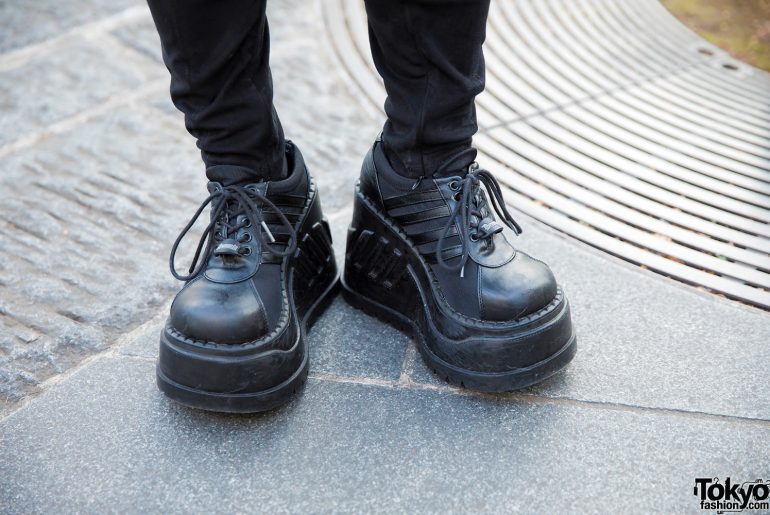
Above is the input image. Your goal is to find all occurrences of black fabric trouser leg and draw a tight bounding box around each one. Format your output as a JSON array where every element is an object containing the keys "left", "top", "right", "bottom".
[
  {"left": 147, "top": 0, "right": 286, "bottom": 183},
  {"left": 365, "top": 0, "right": 491, "bottom": 178},
  {"left": 147, "top": 0, "right": 490, "bottom": 182}
]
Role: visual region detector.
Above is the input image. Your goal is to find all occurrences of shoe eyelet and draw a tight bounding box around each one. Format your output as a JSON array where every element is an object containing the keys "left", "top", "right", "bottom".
[
  {"left": 240, "top": 246, "right": 252, "bottom": 256},
  {"left": 453, "top": 192, "right": 462, "bottom": 201},
  {"left": 240, "top": 233, "right": 252, "bottom": 243},
  {"left": 469, "top": 233, "right": 479, "bottom": 242},
  {"left": 243, "top": 217, "right": 251, "bottom": 228},
  {"left": 448, "top": 180, "right": 460, "bottom": 191}
]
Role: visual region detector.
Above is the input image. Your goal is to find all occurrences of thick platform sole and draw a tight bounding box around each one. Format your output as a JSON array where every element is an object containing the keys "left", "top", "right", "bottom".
[
  {"left": 158, "top": 196, "right": 339, "bottom": 413},
  {"left": 157, "top": 274, "right": 338, "bottom": 413},
  {"left": 342, "top": 189, "right": 576, "bottom": 393},
  {"left": 343, "top": 285, "right": 575, "bottom": 391}
]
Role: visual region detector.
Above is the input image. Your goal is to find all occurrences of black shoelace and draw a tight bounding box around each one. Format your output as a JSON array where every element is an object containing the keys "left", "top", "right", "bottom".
[
  {"left": 435, "top": 163, "right": 523, "bottom": 277},
  {"left": 169, "top": 184, "right": 297, "bottom": 281}
]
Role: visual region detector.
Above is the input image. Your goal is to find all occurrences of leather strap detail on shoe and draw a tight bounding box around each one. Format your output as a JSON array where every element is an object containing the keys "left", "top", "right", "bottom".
[
  {"left": 265, "top": 193, "right": 308, "bottom": 208},
  {"left": 388, "top": 199, "right": 446, "bottom": 218},
  {"left": 396, "top": 206, "right": 451, "bottom": 226},
  {"left": 383, "top": 189, "right": 444, "bottom": 209}
]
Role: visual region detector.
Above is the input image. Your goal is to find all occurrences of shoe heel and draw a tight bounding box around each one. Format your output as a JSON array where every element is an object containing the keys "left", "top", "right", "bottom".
[{"left": 342, "top": 191, "right": 419, "bottom": 325}]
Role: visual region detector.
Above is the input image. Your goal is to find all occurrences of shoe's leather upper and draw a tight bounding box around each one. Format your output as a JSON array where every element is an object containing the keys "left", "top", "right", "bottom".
[
  {"left": 168, "top": 142, "right": 309, "bottom": 344},
  {"left": 361, "top": 141, "right": 557, "bottom": 321}
]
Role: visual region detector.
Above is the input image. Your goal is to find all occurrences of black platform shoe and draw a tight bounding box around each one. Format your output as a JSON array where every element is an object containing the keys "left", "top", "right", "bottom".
[
  {"left": 157, "top": 142, "right": 338, "bottom": 412},
  {"left": 342, "top": 140, "right": 576, "bottom": 392}
]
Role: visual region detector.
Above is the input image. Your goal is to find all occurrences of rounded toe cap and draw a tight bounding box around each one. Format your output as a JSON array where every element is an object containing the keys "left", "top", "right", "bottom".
[
  {"left": 169, "top": 278, "right": 269, "bottom": 344},
  {"left": 480, "top": 251, "right": 558, "bottom": 322}
]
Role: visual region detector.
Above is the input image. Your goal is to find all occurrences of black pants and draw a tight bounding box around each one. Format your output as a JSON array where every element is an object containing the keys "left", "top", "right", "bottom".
[{"left": 147, "top": 0, "right": 491, "bottom": 181}]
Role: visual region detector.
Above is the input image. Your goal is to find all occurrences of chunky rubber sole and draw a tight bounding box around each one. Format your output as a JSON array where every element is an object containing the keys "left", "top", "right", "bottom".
[
  {"left": 342, "top": 188, "right": 576, "bottom": 392},
  {"left": 343, "top": 285, "right": 575, "bottom": 391},
  {"left": 157, "top": 273, "right": 337, "bottom": 413},
  {"left": 158, "top": 192, "right": 339, "bottom": 413}
]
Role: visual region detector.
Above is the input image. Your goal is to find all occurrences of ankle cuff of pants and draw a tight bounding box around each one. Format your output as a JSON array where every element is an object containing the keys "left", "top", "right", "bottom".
[
  {"left": 383, "top": 139, "right": 475, "bottom": 179},
  {"left": 205, "top": 165, "right": 258, "bottom": 186},
  {"left": 205, "top": 153, "right": 286, "bottom": 185},
  {"left": 204, "top": 148, "right": 287, "bottom": 184}
]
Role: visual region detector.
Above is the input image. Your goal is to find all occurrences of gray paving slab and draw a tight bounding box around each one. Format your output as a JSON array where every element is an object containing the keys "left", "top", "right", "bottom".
[
  {"left": 308, "top": 297, "right": 409, "bottom": 380},
  {"left": 0, "top": 110, "right": 201, "bottom": 409},
  {"left": 406, "top": 213, "right": 770, "bottom": 420},
  {"left": 0, "top": 0, "right": 141, "bottom": 53},
  {"left": 116, "top": 319, "right": 165, "bottom": 359},
  {"left": 144, "top": 93, "right": 179, "bottom": 117},
  {"left": 2, "top": 356, "right": 768, "bottom": 514},
  {"left": 0, "top": 35, "right": 163, "bottom": 146},
  {"left": 111, "top": 17, "right": 163, "bottom": 64}
]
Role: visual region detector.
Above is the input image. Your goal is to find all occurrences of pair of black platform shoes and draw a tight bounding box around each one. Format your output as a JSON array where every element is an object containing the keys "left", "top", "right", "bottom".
[{"left": 157, "top": 140, "right": 576, "bottom": 412}]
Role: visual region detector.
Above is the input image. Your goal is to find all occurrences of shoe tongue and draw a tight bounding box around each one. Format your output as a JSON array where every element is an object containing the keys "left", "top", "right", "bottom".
[
  {"left": 214, "top": 238, "right": 242, "bottom": 257},
  {"left": 477, "top": 218, "right": 504, "bottom": 240}
]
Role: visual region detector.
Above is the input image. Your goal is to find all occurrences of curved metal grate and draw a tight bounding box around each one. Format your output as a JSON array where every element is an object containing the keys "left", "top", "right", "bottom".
[{"left": 322, "top": 0, "right": 770, "bottom": 309}]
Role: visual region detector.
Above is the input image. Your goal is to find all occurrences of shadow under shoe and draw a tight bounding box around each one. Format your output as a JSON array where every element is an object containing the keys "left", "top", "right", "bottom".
[
  {"left": 158, "top": 142, "right": 339, "bottom": 413},
  {"left": 342, "top": 140, "right": 576, "bottom": 392}
]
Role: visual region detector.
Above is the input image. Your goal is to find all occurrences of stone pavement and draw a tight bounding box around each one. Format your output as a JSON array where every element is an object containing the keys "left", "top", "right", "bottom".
[{"left": 1, "top": 1, "right": 769, "bottom": 513}]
